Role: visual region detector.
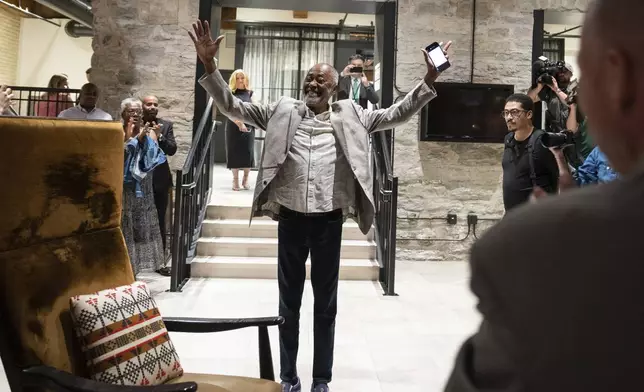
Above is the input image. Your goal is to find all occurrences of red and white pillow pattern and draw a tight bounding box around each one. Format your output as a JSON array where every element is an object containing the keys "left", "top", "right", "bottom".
[{"left": 69, "top": 282, "right": 183, "bottom": 386}]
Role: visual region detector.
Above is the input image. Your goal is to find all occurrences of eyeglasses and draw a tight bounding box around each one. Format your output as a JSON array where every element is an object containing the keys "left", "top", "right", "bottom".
[{"left": 500, "top": 109, "right": 527, "bottom": 119}]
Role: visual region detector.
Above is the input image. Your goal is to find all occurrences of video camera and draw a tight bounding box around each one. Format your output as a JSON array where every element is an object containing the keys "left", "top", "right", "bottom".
[
  {"left": 532, "top": 56, "right": 568, "bottom": 87},
  {"left": 541, "top": 130, "right": 576, "bottom": 149}
]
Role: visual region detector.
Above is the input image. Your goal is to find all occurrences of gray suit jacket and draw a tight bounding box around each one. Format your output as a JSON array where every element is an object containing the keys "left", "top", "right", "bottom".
[
  {"left": 199, "top": 69, "right": 436, "bottom": 234},
  {"left": 445, "top": 163, "right": 644, "bottom": 392}
]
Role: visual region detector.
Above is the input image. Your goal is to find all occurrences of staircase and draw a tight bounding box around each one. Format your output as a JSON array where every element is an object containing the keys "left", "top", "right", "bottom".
[{"left": 190, "top": 204, "right": 379, "bottom": 280}]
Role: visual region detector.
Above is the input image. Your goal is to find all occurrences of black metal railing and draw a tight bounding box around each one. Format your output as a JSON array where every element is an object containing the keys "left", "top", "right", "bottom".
[
  {"left": 371, "top": 127, "right": 398, "bottom": 296},
  {"left": 170, "top": 97, "right": 219, "bottom": 292},
  {"left": 7, "top": 86, "right": 80, "bottom": 117}
]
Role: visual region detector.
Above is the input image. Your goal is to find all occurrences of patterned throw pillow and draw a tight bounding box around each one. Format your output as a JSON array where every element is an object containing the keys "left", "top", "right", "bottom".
[{"left": 69, "top": 282, "right": 183, "bottom": 386}]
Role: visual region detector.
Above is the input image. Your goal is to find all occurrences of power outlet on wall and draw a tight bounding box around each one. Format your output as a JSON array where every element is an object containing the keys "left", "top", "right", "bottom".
[
  {"left": 467, "top": 213, "right": 478, "bottom": 227},
  {"left": 447, "top": 213, "right": 457, "bottom": 225}
]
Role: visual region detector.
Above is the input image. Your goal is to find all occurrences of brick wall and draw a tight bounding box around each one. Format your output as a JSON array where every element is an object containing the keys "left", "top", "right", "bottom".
[
  {"left": 0, "top": 8, "right": 21, "bottom": 85},
  {"left": 394, "top": 0, "right": 590, "bottom": 261}
]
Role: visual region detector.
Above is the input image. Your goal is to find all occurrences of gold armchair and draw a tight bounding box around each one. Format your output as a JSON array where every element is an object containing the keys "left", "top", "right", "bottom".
[{"left": 0, "top": 117, "right": 282, "bottom": 392}]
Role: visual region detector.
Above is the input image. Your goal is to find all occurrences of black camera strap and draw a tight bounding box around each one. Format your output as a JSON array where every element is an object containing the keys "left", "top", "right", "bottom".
[{"left": 527, "top": 129, "right": 545, "bottom": 188}]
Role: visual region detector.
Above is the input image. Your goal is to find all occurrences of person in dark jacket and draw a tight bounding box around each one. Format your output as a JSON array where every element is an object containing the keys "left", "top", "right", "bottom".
[
  {"left": 142, "top": 95, "right": 177, "bottom": 275},
  {"left": 337, "top": 54, "right": 379, "bottom": 109},
  {"left": 445, "top": 1, "right": 644, "bottom": 391},
  {"left": 225, "top": 69, "right": 255, "bottom": 191}
]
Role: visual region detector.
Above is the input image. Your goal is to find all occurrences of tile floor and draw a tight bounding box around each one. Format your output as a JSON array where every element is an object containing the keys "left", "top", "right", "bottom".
[
  {"left": 210, "top": 165, "right": 258, "bottom": 206},
  {"left": 139, "top": 165, "right": 481, "bottom": 391},
  {"left": 0, "top": 166, "right": 481, "bottom": 392},
  {"left": 141, "top": 260, "right": 480, "bottom": 392}
]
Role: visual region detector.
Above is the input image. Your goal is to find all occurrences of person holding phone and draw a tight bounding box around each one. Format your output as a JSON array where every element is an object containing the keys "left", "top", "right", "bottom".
[
  {"left": 337, "top": 54, "right": 379, "bottom": 109},
  {"left": 190, "top": 19, "right": 451, "bottom": 392}
]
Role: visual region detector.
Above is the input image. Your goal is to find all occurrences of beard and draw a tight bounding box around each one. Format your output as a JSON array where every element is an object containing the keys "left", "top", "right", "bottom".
[{"left": 304, "top": 90, "right": 325, "bottom": 105}]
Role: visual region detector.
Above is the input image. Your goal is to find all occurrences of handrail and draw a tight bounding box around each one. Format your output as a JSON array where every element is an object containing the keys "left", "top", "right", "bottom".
[
  {"left": 170, "top": 95, "right": 219, "bottom": 292},
  {"left": 371, "top": 120, "right": 399, "bottom": 296},
  {"left": 378, "top": 128, "right": 394, "bottom": 180},
  {"left": 6, "top": 86, "right": 81, "bottom": 117},
  {"left": 182, "top": 97, "right": 214, "bottom": 172}
]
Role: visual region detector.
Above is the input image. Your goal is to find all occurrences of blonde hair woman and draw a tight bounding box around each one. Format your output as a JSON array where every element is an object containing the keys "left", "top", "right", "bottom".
[
  {"left": 225, "top": 69, "right": 255, "bottom": 191},
  {"left": 35, "top": 74, "right": 73, "bottom": 117}
]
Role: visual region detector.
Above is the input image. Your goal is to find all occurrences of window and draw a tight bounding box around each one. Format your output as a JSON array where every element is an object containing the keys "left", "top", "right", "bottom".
[
  {"left": 239, "top": 25, "right": 335, "bottom": 104},
  {"left": 543, "top": 38, "right": 565, "bottom": 62}
]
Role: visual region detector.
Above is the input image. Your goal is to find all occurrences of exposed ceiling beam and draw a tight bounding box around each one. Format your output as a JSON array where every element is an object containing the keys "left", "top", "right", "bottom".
[
  {"left": 4, "top": 0, "right": 63, "bottom": 18},
  {"left": 0, "top": 0, "right": 60, "bottom": 26},
  {"left": 33, "top": 0, "right": 92, "bottom": 27}
]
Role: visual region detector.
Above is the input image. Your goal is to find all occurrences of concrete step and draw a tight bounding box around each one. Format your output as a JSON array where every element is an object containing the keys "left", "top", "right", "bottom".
[
  {"left": 201, "top": 219, "right": 374, "bottom": 241},
  {"left": 196, "top": 237, "right": 377, "bottom": 259},
  {"left": 207, "top": 205, "right": 259, "bottom": 220},
  {"left": 191, "top": 256, "right": 379, "bottom": 281}
]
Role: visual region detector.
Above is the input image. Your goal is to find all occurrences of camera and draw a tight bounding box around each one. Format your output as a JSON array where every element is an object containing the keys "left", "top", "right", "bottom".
[
  {"left": 532, "top": 56, "right": 567, "bottom": 87},
  {"left": 541, "top": 130, "right": 576, "bottom": 148}
]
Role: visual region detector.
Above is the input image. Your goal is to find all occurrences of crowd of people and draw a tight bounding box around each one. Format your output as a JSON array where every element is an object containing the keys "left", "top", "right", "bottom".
[
  {"left": 1, "top": 0, "right": 641, "bottom": 389},
  {"left": 0, "top": 79, "right": 176, "bottom": 278},
  {"left": 502, "top": 61, "right": 619, "bottom": 212}
]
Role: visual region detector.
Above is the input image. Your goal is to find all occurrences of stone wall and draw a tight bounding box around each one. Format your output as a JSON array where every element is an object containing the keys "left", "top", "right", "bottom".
[
  {"left": 91, "top": 0, "right": 198, "bottom": 170},
  {"left": 394, "top": 0, "right": 590, "bottom": 261}
]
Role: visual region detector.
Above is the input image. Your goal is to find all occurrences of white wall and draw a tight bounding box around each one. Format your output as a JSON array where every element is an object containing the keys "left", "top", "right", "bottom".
[
  {"left": 236, "top": 8, "right": 374, "bottom": 26},
  {"left": 17, "top": 18, "right": 92, "bottom": 89},
  {"left": 0, "top": 8, "right": 21, "bottom": 85}
]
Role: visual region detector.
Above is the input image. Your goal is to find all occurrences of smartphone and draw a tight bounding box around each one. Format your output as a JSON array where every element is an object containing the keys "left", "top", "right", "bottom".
[
  {"left": 350, "top": 66, "right": 364, "bottom": 74},
  {"left": 425, "top": 42, "right": 450, "bottom": 72}
]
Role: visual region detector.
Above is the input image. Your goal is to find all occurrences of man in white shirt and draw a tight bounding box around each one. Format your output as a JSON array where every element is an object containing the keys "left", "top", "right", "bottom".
[{"left": 58, "top": 83, "right": 112, "bottom": 120}]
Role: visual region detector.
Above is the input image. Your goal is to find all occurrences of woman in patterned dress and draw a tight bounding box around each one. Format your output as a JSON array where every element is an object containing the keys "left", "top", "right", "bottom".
[{"left": 120, "top": 98, "right": 166, "bottom": 277}]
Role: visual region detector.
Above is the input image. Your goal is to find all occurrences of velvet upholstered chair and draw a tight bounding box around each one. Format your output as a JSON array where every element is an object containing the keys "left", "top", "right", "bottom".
[{"left": 0, "top": 117, "right": 282, "bottom": 392}]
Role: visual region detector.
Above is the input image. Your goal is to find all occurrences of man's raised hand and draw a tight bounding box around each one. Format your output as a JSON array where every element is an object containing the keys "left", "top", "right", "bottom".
[
  {"left": 188, "top": 20, "right": 224, "bottom": 66},
  {"left": 422, "top": 41, "right": 452, "bottom": 85},
  {"left": 0, "top": 85, "right": 14, "bottom": 113}
]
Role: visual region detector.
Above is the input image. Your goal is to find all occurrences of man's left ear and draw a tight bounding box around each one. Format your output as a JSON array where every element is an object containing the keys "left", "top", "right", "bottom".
[{"left": 527, "top": 110, "right": 533, "bottom": 120}]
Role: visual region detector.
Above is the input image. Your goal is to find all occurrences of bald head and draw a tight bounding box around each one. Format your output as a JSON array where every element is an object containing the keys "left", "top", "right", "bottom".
[
  {"left": 79, "top": 83, "right": 98, "bottom": 108},
  {"left": 308, "top": 63, "right": 339, "bottom": 87},
  {"left": 142, "top": 95, "right": 159, "bottom": 121},
  {"left": 302, "top": 63, "right": 339, "bottom": 113},
  {"left": 579, "top": 0, "right": 644, "bottom": 174},
  {"left": 588, "top": 0, "right": 644, "bottom": 47}
]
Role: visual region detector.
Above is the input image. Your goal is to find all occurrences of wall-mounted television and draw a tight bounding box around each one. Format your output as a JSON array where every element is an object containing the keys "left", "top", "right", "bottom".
[{"left": 419, "top": 82, "right": 515, "bottom": 143}]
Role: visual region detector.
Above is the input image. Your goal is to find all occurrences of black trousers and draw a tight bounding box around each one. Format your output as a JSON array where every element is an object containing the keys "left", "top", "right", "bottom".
[
  {"left": 278, "top": 207, "right": 343, "bottom": 386},
  {"left": 153, "top": 186, "right": 169, "bottom": 251}
]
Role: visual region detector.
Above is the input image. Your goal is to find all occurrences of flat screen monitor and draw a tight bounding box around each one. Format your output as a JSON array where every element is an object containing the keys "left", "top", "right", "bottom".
[{"left": 419, "top": 82, "right": 515, "bottom": 143}]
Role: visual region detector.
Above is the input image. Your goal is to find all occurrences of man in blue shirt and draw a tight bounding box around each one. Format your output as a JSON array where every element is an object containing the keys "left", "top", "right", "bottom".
[{"left": 575, "top": 146, "right": 619, "bottom": 185}]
